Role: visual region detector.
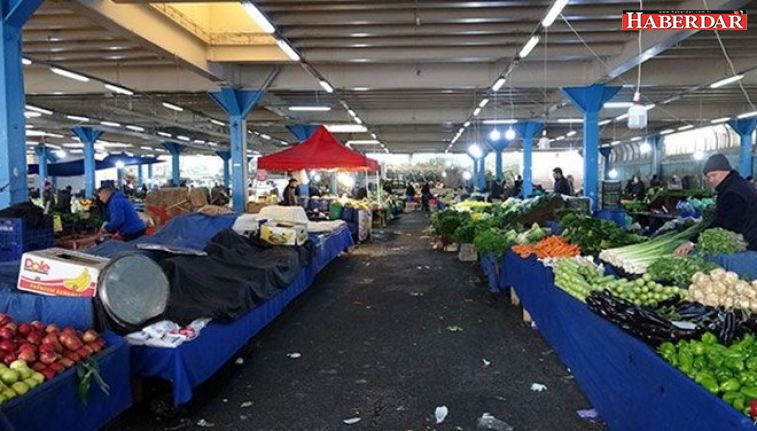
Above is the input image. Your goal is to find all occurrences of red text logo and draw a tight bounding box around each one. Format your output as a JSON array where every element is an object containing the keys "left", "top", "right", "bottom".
[{"left": 622, "top": 10, "right": 747, "bottom": 31}]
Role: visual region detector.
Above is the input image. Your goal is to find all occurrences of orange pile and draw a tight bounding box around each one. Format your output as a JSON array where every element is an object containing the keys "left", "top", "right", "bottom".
[{"left": 512, "top": 235, "right": 581, "bottom": 259}]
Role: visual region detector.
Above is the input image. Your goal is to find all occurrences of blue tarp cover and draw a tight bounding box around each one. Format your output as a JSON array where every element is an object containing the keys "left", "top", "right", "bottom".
[
  {"left": 131, "top": 227, "right": 354, "bottom": 405},
  {"left": 705, "top": 251, "right": 757, "bottom": 280},
  {"left": 503, "top": 251, "right": 755, "bottom": 431},
  {"left": 28, "top": 154, "right": 162, "bottom": 177}
]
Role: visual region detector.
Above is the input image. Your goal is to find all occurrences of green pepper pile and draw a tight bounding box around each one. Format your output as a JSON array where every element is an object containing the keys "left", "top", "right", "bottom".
[{"left": 659, "top": 332, "right": 757, "bottom": 416}]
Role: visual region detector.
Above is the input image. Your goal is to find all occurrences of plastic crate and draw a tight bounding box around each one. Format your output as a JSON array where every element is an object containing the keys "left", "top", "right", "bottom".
[{"left": 0, "top": 218, "right": 54, "bottom": 262}]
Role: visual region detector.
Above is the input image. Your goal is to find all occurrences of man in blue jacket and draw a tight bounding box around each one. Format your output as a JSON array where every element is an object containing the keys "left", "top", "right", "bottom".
[{"left": 97, "top": 186, "right": 146, "bottom": 241}]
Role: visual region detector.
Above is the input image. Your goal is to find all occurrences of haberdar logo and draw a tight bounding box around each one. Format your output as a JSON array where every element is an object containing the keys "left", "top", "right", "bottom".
[
  {"left": 23, "top": 258, "right": 50, "bottom": 275},
  {"left": 622, "top": 10, "right": 747, "bottom": 31}
]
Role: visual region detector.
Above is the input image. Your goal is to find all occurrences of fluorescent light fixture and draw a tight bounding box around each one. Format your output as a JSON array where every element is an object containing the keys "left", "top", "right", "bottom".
[
  {"left": 193, "top": 139, "right": 206, "bottom": 144},
  {"left": 25, "top": 130, "right": 46, "bottom": 137},
  {"left": 353, "top": 116, "right": 363, "bottom": 125},
  {"left": 24, "top": 111, "right": 41, "bottom": 118},
  {"left": 325, "top": 124, "right": 368, "bottom": 133},
  {"left": 154, "top": 148, "right": 167, "bottom": 153},
  {"left": 276, "top": 39, "right": 300, "bottom": 61},
  {"left": 177, "top": 135, "right": 190, "bottom": 142},
  {"left": 482, "top": 119, "right": 517, "bottom": 125},
  {"left": 260, "top": 134, "right": 271, "bottom": 140},
  {"left": 463, "top": 121, "right": 471, "bottom": 128},
  {"left": 100, "top": 121, "right": 121, "bottom": 127},
  {"left": 70, "top": 149, "right": 83, "bottom": 154},
  {"left": 555, "top": 135, "right": 565, "bottom": 141},
  {"left": 207, "top": 141, "right": 219, "bottom": 147},
  {"left": 610, "top": 140, "right": 621, "bottom": 145},
  {"left": 599, "top": 119, "right": 612, "bottom": 126},
  {"left": 542, "top": 0, "right": 569, "bottom": 27},
  {"left": 566, "top": 130, "right": 577, "bottom": 137},
  {"left": 347, "top": 109, "right": 357, "bottom": 117},
  {"left": 140, "top": 146, "right": 153, "bottom": 151},
  {"left": 519, "top": 35, "right": 540, "bottom": 59},
  {"left": 370, "top": 133, "right": 377, "bottom": 139},
  {"left": 162, "top": 102, "right": 183, "bottom": 112},
  {"left": 738, "top": 111, "right": 757, "bottom": 119},
  {"left": 473, "top": 107, "right": 482, "bottom": 116},
  {"left": 126, "top": 125, "right": 145, "bottom": 132},
  {"left": 319, "top": 80, "right": 334, "bottom": 93},
  {"left": 352, "top": 87, "right": 369, "bottom": 91},
  {"left": 279, "top": 140, "right": 289, "bottom": 146},
  {"left": 242, "top": 2, "right": 275, "bottom": 33},
  {"left": 22, "top": 58, "right": 31, "bottom": 66},
  {"left": 615, "top": 113, "right": 629, "bottom": 121},
  {"left": 104, "top": 83, "right": 134, "bottom": 96},
  {"left": 557, "top": 118, "right": 582, "bottom": 123},
  {"left": 478, "top": 98, "right": 490, "bottom": 108},
  {"left": 50, "top": 67, "right": 89, "bottom": 82},
  {"left": 710, "top": 74, "right": 744, "bottom": 89},
  {"left": 115, "top": 161, "right": 125, "bottom": 169},
  {"left": 25, "top": 105, "right": 52, "bottom": 115},
  {"left": 631, "top": 136, "right": 642, "bottom": 141},
  {"left": 209, "top": 119, "right": 225, "bottom": 126},
  {"left": 346, "top": 140, "right": 380, "bottom": 145},
  {"left": 604, "top": 102, "right": 633, "bottom": 109},
  {"left": 63, "top": 143, "right": 84, "bottom": 148},
  {"left": 660, "top": 129, "right": 675, "bottom": 135},
  {"left": 288, "top": 106, "right": 331, "bottom": 112},
  {"left": 66, "top": 115, "right": 89, "bottom": 122},
  {"left": 644, "top": 104, "right": 656, "bottom": 111},
  {"left": 157, "top": 131, "right": 172, "bottom": 138},
  {"left": 492, "top": 77, "right": 506, "bottom": 92},
  {"left": 710, "top": 116, "right": 730, "bottom": 124}
]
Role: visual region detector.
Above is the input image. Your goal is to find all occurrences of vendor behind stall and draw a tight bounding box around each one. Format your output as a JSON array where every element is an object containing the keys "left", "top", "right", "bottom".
[
  {"left": 676, "top": 154, "right": 757, "bottom": 254},
  {"left": 553, "top": 168, "right": 571, "bottom": 196},
  {"left": 282, "top": 178, "right": 299, "bottom": 206},
  {"left": 97, "top": 185, "right": 146, "bottom": 241}
]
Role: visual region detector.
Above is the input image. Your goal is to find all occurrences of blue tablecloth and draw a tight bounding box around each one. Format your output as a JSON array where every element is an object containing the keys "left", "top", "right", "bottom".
[
  {"left": 131, "top": 227, "right": 354, "bottom": 405},
  {"left": 480, "top": 254, "right": 509, "bottom": 293},
  {"left": 0, "top": 332, "right": 132, "bottom": 431},
  {"left": 705, "top": 251, "right": 757, "bottom": 280},
  {"left": 503, "top": 251, "right": 755, "bottom": 431},
  {"left": 593, "top": 209, "right": 630, "bottom": 227}
]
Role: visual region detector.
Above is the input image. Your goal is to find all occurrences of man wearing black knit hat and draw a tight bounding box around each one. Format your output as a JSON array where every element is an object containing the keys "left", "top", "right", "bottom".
[{"left": 676, "top": 153, "right": 757, "bottom": 254}]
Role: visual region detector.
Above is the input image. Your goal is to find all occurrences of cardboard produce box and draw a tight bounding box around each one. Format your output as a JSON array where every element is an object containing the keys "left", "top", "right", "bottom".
[
  {"left": 260, "top": 221, "right": 308, "bottom": 246},
  {"left": 17, "top": 248, "right": 110, "bottom": 297}
]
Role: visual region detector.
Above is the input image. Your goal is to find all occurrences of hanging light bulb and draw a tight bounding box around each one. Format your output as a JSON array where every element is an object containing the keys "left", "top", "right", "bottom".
[
  {"left": 462, "top": 171, "right": 472, "bottom": 180},
  {"left": 538, "top": 136, "right": 551, "bottom": 150},
  {"left": 639, "top": 141, "right": 652, "bottom": 154},
  {"left": 489, "top": 129, "right": 501, "bottom": 141},
  {"left": 504, "top": 128, "right": 516, "bottom": 141},
  {"left": 608, "top": 169, "right": 619, "bottom": 179},
  {"left": 468, "top": 144, "right": 483, "bottom": 159}
]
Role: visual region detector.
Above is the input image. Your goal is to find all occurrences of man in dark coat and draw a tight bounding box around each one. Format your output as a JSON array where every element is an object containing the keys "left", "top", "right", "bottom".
[
  {"left": 676, "top": 154, "right": 757, "bottom": 254},
  {"left": 552, "top": 167, "right": 571, "bottom": 196}
]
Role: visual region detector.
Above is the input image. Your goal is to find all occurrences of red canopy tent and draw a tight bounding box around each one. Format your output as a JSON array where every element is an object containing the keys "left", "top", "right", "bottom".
[{"left": 257, "top": 126, "right": 378, "bottom": 172}]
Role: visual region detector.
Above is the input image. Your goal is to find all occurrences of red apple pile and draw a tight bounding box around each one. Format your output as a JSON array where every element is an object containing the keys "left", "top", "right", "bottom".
[{"left": 0, "top": 314, "right": 106, "bottom": 383}]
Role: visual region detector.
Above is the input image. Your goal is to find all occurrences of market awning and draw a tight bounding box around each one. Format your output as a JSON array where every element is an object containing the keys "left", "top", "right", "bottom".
[{"left": 257, "top": 126, "right": 379, "bottom": 172}]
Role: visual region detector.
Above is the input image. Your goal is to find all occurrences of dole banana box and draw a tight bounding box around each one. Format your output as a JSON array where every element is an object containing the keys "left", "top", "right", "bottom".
[
  {"left": 17, "top": 248, "right": 110, "bottom": 298},
  {"left": 260, "top": 221, "right": 308, "bottom": 246}
]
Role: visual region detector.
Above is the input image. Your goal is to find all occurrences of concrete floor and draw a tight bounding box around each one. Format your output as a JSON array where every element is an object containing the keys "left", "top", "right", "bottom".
[{"left": 116, "top": 212, "right": 603, "bottom": 431}]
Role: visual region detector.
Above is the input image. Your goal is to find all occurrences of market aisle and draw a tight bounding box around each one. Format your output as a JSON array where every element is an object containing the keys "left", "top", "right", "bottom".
[{"left": 117, "top": 213, "right": 603, "bottom": 430}]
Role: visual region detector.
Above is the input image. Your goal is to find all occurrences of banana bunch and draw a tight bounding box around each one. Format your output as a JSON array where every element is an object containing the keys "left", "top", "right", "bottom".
[{"left": 63, "top": 269, "right": 92, "bottom": 292}]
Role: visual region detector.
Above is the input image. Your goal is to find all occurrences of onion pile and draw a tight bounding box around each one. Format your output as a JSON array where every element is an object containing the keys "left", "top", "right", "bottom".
[{"left": 687, "top": 268, "right": 757, "bottom": 312}]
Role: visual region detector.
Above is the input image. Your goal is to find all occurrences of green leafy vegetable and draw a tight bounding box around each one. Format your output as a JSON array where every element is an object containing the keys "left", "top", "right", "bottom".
[
  {"left": 647, "top": 255, "right": 719, "bottom": 287},
  {"left": 697, "top": 228, "right": 748, "bottom": 255}
]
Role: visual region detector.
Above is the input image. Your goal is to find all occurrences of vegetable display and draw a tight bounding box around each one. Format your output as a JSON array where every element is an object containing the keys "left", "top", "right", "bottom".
[
  {"left": 687, "top": 268, "right": 757, "bottom": 313},
  {"left": 599, "top": 222, "right": 703, "bottom": 274},
  {"left": 647, "top": 255, "right": 719, "bottom": 288},
  {"left": 600, "top": 274, "right": 684, "bottom": 308},
  {"left": 658, "top": 333, "right": 757, "bottom": 416},
  {"left": 697, "top": 228, "right": 748, "bottom": 255},
  {"left": 0, "top": 314, "right": 106, "bottom": 404},
  {"left": 473, "top": 228, "right": 514, "bottom": 258},
  {"left": 512, "top": 236, "right": 580, "bottom": 259},
  {"left": 553, "top": 258, "right": 613, "bottom": 301},
  {"left": 560, "top": 213, "right": 643, "bottom": 256}
]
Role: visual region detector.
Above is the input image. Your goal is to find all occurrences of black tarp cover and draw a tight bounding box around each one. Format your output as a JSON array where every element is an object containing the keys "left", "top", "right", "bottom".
[{"left": 160, "top": 229, "right": 315, "bottom": 325}]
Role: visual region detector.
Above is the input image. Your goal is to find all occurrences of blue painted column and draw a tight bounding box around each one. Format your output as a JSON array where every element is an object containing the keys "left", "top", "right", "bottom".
[
  {"left": 651, "top": 135, "right": 663, "bottom": 177},
  {"left": 216, "top": 151, "right": 231, "bottom": 188},
  {"left": 137, "top": 163, "right": 144, "bottom": 187},
  {"left": 479, "top": 148, "right": 491, "bottom": 191},
  {"left": 727, "top": 118, "right": 757, "bottom": 178},
  {"left": 599, "top": 146, "right": 612, "bottom": 180},
  {"left": 147, "top": 163, "right": 154, "bottom": 181},
  {"left": 286, "top": 124, "right": 320, "bottom": 142},
  {"left": 0, "top": 0, "right": 45, "bottom": 207},
  {"left": 512, "top": 122, "right": 545, "bottom": 198},
  {"left": 162, "top": 142, "right": 184, "bottom": 187},
  {"left": 72, "top": 126, "right": 104, "bottom": 197},
  {"left": 487, "top": 140, "right": 507, "bottom": 182},
  {"left": 34, "top": 144, "right": 49, "bottom": 190},
  {"left": 562, "top": 84, "right": 622, "bottom": 210},
  {"left": 209, "top": 88, "right": 265, "bottom": 212},
  {"left": 467, "top": 154, "right": 479, "bottom": 190}
]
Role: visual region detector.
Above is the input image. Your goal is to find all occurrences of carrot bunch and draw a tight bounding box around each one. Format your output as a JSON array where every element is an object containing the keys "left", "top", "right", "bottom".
[{"left": 512, "top": 235, "right": 581, "bottom": 259}]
